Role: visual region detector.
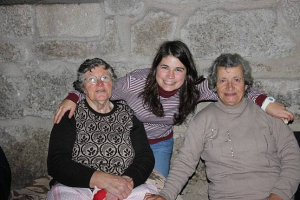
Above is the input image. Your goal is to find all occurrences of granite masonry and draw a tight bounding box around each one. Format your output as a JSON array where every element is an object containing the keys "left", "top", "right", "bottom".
[{"left": 0, "top": 1, "right": 299, "bottom": 199}]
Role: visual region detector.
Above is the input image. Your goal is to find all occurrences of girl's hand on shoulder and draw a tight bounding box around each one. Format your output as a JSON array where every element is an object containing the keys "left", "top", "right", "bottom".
[
  {"left": 268, "top": 193, "right": 283, "bottom": 200},
  {"left": 265, "top": 102, "right": 294, "bottom": 123},
  {"left": 54, "top": 99, "right": 77, "bottom": 124},
  {"left": 143, "top": 193, "right": 166, "bottom": 200}
]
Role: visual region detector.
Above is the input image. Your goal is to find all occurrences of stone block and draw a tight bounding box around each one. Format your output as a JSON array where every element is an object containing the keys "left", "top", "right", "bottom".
[
  {"left": 0, "top": 125, "right": 50, "bottom": 188},
  {"left": 104, "top": 0, "right": 144, "bottom": 15},
  {"left": 0, "top": 42, "right": 27, "bottom": 62},
  {"left": 254, "top": 79, "right": 300, "bottom": 107},
  {"left": 36, "top": 3, "right": 104, "bottom": 37},
  {"left": 98, "top": 19, "right": 121, "bottom": 56},
  {"left": 181, "top": 9, "right": 295, "bottom": 59},
  {"left": 110, "top": 61, "right": 150, "bottom": 78},
  {"left": 253, "top": 78, "right": 300, "bottom": 125},
  {"left": 0, "top": 5, "right": 34, "bottom": 37},
  {"left": 0, "top": 61, "right": 75, "bottom": 119},
  {"left": 0, "top": 74, "right": 24, "bottom": 119},
  {"left": 281, "top": 0, "right": 300, "bottom": 29},
  {"left": 0, "top": 63, "right": 28, "bottom": 119},
  {"left": 34, "top": 17, "right": 121, "bottom": 59},
  {"left": 131, "top": 11, "right": 177, "bottom": 56},
  {"left": 251, "top": 61, "right": 300, "bottom": 79},
  {"left": 34, "top": 40, "right": 98, "bottom": 61},
  {"left": 156, "top": 0, "right": 199, "bottom": 3},
  {"left": 24, "top": 63, "right": 76, "bottom": 119}
]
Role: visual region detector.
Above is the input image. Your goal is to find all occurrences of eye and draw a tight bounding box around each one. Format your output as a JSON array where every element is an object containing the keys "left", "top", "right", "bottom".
[
  {"left": 87, "top": 76, "right": 97, "bottom": 84},
  {"left": 160, "top": 65, "right": 168, "bottom": 70},
  {"left": 233, "top": 78, "right": 241, "bottom": 83},
  {"left": 219, "top": 79, "right": 227, "bottom": 84},
  {"left": 175, "top": 67, "right": 184, "bottom": 72},
  {"left": 100, "top": 75, "right": 111, "bottom": 82}
]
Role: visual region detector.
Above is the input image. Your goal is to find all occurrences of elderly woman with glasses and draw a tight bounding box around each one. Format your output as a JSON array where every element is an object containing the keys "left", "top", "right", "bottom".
[
  {"left": 46, "top": 58, "right": 155, "bottom": 200},
  {"left": 144, "top": 54, "right": 300, "bottom": 200}
]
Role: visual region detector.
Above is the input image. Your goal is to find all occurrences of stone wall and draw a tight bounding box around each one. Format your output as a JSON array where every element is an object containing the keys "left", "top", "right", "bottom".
[{"left": 0, "top": 0, "right": 299, "bottom": 197}]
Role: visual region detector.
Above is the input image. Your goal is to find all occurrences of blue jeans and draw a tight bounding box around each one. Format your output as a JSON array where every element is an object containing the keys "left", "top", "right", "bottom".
[{"left": 150, "top": 137, "right": 174, "bottom": 177}]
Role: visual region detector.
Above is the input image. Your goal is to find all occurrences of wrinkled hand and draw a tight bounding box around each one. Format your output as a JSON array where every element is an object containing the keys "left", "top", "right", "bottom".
[
  {"left": 265, "top": 102, "right": 294, "bottom": 123},
  {"left": 122, "top": 175, "right": 134, "bottom": 187},
  {"left": 105, "top": 192, "right": 119, "bottom": 200},
  {"left": 103, "top": 176, "right": 133, "bottom": 200},
  {"left": 53, "top": 99, "right": 77, "bottom": 124},
  {"left": 104, "top": 175, "right": 133, "bottom": 200},
  {"left": 143, "top": 193, "right": 166, "bottom": 200},
  {"left": 91, "top": 172, "right": 133, "bottom": 200},
  {"left": 268, "top": 193, "right": 283, "bottom": 200}
]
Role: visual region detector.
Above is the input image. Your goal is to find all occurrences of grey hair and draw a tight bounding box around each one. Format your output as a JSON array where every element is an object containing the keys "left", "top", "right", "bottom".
[
  {"left": 207, "top": 53, "right": 253, "bottom": 94},
  {"left": 73, "top": 58, "right": 117, "bottom": 93}
]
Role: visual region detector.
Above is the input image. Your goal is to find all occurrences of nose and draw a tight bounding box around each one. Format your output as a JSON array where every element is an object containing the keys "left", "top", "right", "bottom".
[
  {"left": 226, "top": 81, "right": 234, "bottom": 90},
  {"left": 96, "top": 79, "right": 104, "bottom": 86},
  {"left": 167, "top": 70, "right": 175, "bottom": 78}
]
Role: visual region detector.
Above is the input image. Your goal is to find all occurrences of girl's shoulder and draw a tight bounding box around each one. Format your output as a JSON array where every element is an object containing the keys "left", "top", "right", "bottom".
[{"left": 127, "top": 68, "right": 150, "bottom": 79}]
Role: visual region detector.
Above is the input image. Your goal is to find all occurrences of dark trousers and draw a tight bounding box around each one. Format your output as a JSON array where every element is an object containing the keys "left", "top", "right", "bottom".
[{"left": 0, "top": 146, "right": 11, "bottom": 200}]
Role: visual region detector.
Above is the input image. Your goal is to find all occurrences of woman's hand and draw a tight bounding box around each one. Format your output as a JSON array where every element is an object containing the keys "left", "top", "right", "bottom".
[
  {"left": 53, "top": 99, "right": 77, "bottom": 124},
  {"left": 90, "top": 171, "right": 133, "bottom": 200},
  {"left": 143, "top": 193, "right": 166, "bottom": 200},
  {"left": 122, "top": 175, "right": 134, "bottom": 188},
  {"left": 265, "top": 102, "right": 294, "bottom": 123},
  {"left": 104, "top": 176, "right": 133, "bottom": 200},
  {"left": 105, "top": 192, "right": 119, "bottom": 200},
  {"left": 268, "top": 193, "right": 283, "bottom": 200}
]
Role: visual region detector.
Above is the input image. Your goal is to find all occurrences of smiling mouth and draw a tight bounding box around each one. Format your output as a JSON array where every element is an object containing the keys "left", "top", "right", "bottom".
[
  {"left": 224, "top": 93, "right": 236, "bottom": 96},
  {"left": 163, "top": 81, "right": 176, "bottom": 85}
]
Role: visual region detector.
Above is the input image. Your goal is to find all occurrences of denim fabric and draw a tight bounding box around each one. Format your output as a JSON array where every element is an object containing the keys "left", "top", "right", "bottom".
[{"left": 150, "top": 137, "right": 174, "bottom": 177}]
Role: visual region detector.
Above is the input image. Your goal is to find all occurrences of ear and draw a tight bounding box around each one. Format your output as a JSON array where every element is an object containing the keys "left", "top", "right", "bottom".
[{"left": 245, "top": 85, "right": 248, "bottom": 91}]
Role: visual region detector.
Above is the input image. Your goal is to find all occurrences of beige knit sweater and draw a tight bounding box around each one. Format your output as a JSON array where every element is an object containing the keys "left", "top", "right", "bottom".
[{"left": 160, "top": 98, "right": 300, "bottom": 200}]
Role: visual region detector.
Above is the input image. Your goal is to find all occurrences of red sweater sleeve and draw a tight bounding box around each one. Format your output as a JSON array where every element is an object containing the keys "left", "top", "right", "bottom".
[
  {"left": 65, "top": 91, "right": 81, "bottom": 103},
  {"left": 255, "top": 94, "right": 267, "bottom": 107}
]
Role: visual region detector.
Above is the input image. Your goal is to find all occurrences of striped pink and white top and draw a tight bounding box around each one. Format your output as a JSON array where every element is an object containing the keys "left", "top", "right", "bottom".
[{"left": 69, "top": 68, "right": 266, "bottom": 144}]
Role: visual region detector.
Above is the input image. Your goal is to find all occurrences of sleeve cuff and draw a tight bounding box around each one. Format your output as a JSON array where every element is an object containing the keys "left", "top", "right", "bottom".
[
  {"left": 269, "top": 189, "right": 290, "bottom": 200},
  {"left": 65, "top": 93, "right": 80, "bottom": 104},
  {"left": 255, "top": 94, "right": 267, "bottom": 107}
]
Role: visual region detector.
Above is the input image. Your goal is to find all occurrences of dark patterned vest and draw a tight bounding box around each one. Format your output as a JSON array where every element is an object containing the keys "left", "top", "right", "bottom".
[{"left": 72, "top": 100, "right": 135, "bottom": 175}]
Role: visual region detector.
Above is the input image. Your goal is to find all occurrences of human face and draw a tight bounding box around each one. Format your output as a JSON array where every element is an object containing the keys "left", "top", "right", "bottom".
[
  {"left": 156, "top": 55, "right": 187, "bottom": 92},
  {"left": 83, "top": 66, "right": 113, "bottom": 104},
  {"left": 216, "top": 65, "right": 248, "bottom": 106}
]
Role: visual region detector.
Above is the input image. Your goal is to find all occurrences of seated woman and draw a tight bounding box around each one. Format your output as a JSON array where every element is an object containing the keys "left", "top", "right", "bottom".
[
  {"left": 47, "top": 58, "right": 155, "bottom": 200},
  {"left": 144, "top": 53, "right": 300, "bottom": 200}
]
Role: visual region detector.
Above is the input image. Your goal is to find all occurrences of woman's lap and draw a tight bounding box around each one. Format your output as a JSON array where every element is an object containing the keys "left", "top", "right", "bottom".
[
  {"left": 46, "top": 183, "right": 95, "bottom": 200},
  {"left": 46, "top": 183, "right": 157, "bottom": 200}
]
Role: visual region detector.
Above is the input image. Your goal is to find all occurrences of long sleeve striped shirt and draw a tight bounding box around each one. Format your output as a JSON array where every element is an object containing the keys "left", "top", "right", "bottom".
[{"left": 67, "top": 68, "right": 267, "bottom": 144}]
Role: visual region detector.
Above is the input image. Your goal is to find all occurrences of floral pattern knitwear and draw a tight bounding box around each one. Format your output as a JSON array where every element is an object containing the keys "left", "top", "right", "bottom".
[{"left": 72, "top": 100, "right": 135, "bottom": 175}]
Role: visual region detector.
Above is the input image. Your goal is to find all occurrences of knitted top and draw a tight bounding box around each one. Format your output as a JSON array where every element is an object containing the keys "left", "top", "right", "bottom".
[
  {"left": 48, "top": 100, "right": 154, "bottom": 188},
  {"left": 159, "top": 98, "right": 300, "bottom": 200}
]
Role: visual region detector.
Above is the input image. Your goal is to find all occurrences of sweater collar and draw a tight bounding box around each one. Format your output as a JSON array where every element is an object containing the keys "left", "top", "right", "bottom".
[
  {"left": 158, "top": 85, "right": 179, "bottom": 98},
  {"left": 215, "top": 98, "right": 248, "bottom": 114}
]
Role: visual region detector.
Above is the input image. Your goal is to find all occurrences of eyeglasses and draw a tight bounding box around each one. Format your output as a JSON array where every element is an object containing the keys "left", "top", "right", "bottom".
[{"left": 84, "top": 75, "right": 112, "bottom": 84}]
